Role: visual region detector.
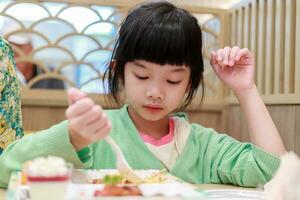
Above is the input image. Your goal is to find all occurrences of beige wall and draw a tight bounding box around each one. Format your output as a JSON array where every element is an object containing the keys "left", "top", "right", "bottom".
[
  {"left": 22, "top": 106, "right": 66, "bottom": 131},
  {"left": 227, "top": 105, "right": 300, "bottom": 155}
]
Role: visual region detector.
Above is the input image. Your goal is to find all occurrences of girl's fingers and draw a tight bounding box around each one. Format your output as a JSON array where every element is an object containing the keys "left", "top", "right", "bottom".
[
  {"left": 235, "top": 48, "right": 250, "bottom": 61},
  {"left": 90, "top": 119, "right": 108, "bottom": 134},
  {"left": 69, "top": 114, "right": 109, "bottom": 139},
  {"left": 222, "top": 46, "right": 231, "bottom": 66},
  {"left": 83, "top": 116, "right": 108, "bottom": 136},
  {"left": 90, "top": 121, "right": 111, "bottom": 141},
  {"left": 216, "top": 49, "right": 225, "bottom": 69},
  {"left": 70, "top": 106, "right": 109, "bottom": 136},
  {"left": 73, "top": 105, "right": 103, "bottom": 126},
  {"left": 67, "top": 88, "right": 87, "bottom": 105},
  {"left": 210, "top": 51, "right": 217, "bottom": 64},
  {"left": 87, "top": 111, "right": 109, "bottom": 130},
  {"left": 216, "top": 49, "right": 223, "bottom": 61},
  {"left": 85, "top": 105, "right": 104, "bottom": 126},
  {"left": 210, "top": 51, "right": 221, "bottom": 73},
  {"left": 229, "top": 46, "right": 240, "bottom": 66},
  {"left": 66, "top": 98, "right": 94, "bottom": 118},
  {"left": 66, "top": 89, "right": 110, "bottom": 146}
]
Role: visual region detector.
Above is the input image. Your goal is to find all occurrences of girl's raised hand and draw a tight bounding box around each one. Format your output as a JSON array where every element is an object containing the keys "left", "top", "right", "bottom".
[
  {"left": 65, "top": 88, "right": 111, "bottom": 151},
  {"left": 210, "top": 46, "right": 255, "bottom": 93}
]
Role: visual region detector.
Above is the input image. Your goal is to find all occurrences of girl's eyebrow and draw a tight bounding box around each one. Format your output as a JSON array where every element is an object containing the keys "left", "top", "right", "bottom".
[
  {"left": 133, "top": 61, "right": 186, "bottom": 72},
  {"left": 171, "top": 68, "right": 186, "bottom": 72}
]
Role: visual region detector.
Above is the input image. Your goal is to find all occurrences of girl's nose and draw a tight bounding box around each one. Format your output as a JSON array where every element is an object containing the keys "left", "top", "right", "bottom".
[{"left": 146, "top": 85, "right": 164, "bottom": 100}]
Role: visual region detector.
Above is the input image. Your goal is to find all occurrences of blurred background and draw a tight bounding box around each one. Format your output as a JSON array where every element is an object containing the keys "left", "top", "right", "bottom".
[{"left": 0, "top": 0, "right": 299, "bottom": 154}]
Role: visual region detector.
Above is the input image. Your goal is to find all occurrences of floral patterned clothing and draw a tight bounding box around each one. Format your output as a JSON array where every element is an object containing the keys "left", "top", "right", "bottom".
[{"left": 0, "top": 37, "right": 23, "bottom": 155}]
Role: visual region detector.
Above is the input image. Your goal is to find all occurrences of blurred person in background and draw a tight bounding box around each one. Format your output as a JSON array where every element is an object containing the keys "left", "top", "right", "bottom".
[
  {"left": 3, "top": 23, "right": 64, "bottom": 89},
  {"left": 0, "top": 37, "right": 23, "bottom": 155}
]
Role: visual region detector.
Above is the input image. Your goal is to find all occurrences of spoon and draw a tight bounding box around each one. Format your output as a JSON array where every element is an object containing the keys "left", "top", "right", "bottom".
[{"left": 104, "top": 136, "right": 144, "bottom": 184}]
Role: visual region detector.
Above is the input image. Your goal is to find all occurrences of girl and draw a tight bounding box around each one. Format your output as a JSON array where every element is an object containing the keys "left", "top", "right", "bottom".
[{"left": 0, "top": 1, "right": 285, "bottom": 188}]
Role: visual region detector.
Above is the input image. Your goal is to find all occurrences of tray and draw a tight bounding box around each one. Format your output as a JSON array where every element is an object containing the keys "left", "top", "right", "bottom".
[{"left": 6, "top": 169, "right": 206, "bottom": 200}]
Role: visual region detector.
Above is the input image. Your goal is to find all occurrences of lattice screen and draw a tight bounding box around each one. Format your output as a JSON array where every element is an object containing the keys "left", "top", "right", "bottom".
[{"left": 0, "top": 0, "right": 223, "bottom": 104}]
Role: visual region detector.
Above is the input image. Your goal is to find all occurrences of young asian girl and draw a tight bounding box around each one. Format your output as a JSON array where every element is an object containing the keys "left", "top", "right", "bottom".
[{"left": 0, "top": 1, "right": 285, "bottom": 188}]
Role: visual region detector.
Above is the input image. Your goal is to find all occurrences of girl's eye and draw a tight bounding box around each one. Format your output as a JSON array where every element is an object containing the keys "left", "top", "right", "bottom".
[
  {"left": 167, "top": 80, "right": 181, "bottom": 85},
  {"left": 135, "top": 74, "right": 148, "bottom": 80}
]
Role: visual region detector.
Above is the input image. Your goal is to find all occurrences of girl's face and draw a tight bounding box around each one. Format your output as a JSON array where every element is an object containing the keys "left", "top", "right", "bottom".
[{"left": 124, "top": 60, "right": 191, "bottom": 122}]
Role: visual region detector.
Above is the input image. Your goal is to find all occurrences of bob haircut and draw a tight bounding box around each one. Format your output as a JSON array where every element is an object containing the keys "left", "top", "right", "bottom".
[{"left": 104, "top": 1, "right": 204, "bottom": 109}]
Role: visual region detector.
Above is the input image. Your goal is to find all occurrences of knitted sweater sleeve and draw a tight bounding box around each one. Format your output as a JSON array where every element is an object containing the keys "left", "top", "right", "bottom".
[
  {"left": 0, "top": 121, "right": 89, "bottom": 188},
  {"left": 198, "top": 126, "right": 280, "bottom": 187}
]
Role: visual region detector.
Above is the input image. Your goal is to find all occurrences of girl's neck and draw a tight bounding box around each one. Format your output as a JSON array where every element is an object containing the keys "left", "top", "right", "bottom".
[{"left": 127, "top": 106, "right": 169, "bottom": 140}]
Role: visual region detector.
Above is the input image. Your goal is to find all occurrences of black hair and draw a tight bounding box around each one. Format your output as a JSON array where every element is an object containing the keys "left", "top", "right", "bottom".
[{"left": 104, "top": 0, "right": 204, "bottom": 109}]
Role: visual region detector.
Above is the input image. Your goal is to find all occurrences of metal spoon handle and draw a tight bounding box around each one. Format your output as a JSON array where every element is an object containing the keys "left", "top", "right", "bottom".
[{"left": 104, "top": 136, "right": 123, "bottom": 157}]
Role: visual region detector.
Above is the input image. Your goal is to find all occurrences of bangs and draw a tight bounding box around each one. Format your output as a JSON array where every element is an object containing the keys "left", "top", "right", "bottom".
[{"left": 115, "top": 3, "right": 203, "bottom": 68}]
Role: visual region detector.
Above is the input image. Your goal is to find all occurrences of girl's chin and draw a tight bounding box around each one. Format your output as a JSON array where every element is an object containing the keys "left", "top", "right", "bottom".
[{"left": 139, "top": 111, "right": 168, "bottom": 122}]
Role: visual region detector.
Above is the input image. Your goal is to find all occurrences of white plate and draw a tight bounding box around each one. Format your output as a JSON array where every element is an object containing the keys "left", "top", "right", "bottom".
[{"left": 204, "top": 189, "right": 264, "bottom": 200}]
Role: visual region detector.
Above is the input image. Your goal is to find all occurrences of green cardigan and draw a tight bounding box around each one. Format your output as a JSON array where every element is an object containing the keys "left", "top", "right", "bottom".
[{"left": 0, "top": 106, "right": 280, "bottom": 188}]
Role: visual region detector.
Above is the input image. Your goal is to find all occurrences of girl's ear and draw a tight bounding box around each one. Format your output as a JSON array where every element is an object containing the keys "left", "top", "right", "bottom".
[{"left": 109, "top": 59, "right": 116, "bottom": 71}]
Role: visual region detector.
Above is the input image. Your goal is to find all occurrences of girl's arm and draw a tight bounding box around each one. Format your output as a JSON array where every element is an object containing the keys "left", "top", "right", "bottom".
[
  {"left": 234, "top": 84, "right": 286, "bottom": 155},
  {"left": 210, "top": 46, "right": 286, "bottom": 156}
]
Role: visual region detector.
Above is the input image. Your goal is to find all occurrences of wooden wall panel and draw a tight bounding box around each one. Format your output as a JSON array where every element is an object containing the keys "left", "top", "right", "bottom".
[
  {"left": 229, "top": 0, "right": 300, "bottom": 103},
  {"left": 231, "top": 10, "right": 237, "bottom": 45},
  {"left": 256, "top": 0, "right": 266, "bottom": 93},
  {"left": 227, "top": 105, "right": 300, "bottom": 155},
  {"left": 243, "top": 5, "right": 250, "bottom": 48},
  {"left": 284, "top": 0, "right": 296, "bottom": 93},
  {"left": 22, "top": 106, "right": 67, "bottom": 131},
  {"left": 249, "top": 1, "right": 258, "bottom": 79},
  {"left": 295, "top": 106, "right": 300, "bottom": 154},
  {"left": 295, "top": 0, "right": 300, "bottom": 93},
  {"left": 236, "top": 8, "right": 243, "bottom": 46},
  {"left": 226, "top": 106, "right": 250, "bottom": 142},
  {"left": 268, "top": 106, "right": 296, "bottom": 151},
  {"left": 273, "top": 0, "right": 285, "bottom": 94},
  {"left": 186, "top": 110, "right": 224, "bottom": 133},
  {"left": 265, "top": 0, "right": 275, "bottom": 94}
]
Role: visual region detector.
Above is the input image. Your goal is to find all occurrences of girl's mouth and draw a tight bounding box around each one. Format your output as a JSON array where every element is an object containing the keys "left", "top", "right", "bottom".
[{"left": 143, "top": 105, "right": 163, "bottom": 112}]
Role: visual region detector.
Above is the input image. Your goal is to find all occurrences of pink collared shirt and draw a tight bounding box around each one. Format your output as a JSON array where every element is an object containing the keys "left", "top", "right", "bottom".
[
  {"left": 139, "top": 118, "right": 174, "bottom": 146},
  {"left": 139, "top": 118, "right": 176, "bottom": 169}
]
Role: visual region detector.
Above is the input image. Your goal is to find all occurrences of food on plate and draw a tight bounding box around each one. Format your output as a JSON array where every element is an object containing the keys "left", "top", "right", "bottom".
[
  {"left": 90, "top": 174, "right": 125, "bottom": 184},
  {"left": 82, "top": 169, "right": 198, "bottom": 197},
  {"left": 144, "top": 169, "right": 168, "bottom": 183},
  {"left": 94, "top": 185, "right": 142, "bottom": 196},
  {"left": 87, "top": 169, "right": 168, "bottom": 185}
]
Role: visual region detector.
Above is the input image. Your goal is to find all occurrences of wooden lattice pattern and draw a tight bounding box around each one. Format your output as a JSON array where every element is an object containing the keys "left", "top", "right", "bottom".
[{"left": 0, "top": 0, "right": 224, "bottom": 104}]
